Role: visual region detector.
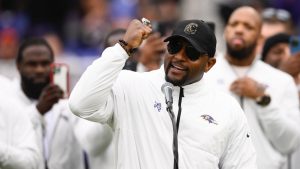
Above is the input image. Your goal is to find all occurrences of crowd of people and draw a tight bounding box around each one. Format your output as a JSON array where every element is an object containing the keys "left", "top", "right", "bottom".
[{"left": 1, "top": 1, "right": 300, "bottom": 169}]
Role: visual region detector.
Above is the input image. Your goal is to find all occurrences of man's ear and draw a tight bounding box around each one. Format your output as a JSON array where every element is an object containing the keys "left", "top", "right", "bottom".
[{"left": 204, "top": 57, "right": 216, "bottom": 72}]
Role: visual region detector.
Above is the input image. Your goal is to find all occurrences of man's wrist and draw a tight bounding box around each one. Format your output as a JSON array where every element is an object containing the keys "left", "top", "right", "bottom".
[
  {"left": 255, "top": 82, "right": 267, "bottom": 95},
  {"left": 118, "top": 39, "right": 136, "bottom": 56},
  {"left": 255, "top": 83, "right": 271, "bottom": 106}
]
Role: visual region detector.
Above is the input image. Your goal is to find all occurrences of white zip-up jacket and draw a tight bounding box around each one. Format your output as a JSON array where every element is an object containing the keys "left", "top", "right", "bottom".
[
  {"left": 11, "top": 80, "right": 85, "bottom": 169},
  {"left": 0, "top": 98, "right": 40, "bottom": 169},
  {"left": 69, "top": 44, "right": 258, "bottom": 169},
  {"left": 0, "top": 76, "right": 40, "bottom": 169},
  {"left": 74, "top": 118, "right": 115, "bottom": 169},
  {"left": 205, "top": 55, "right": 300, "bottom": 169}
]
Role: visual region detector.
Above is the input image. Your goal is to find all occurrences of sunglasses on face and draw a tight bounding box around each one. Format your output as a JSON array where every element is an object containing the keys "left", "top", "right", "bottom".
[
  {"left": 167, "top": 40, "right": 207, "bottom": 61},
  {"left": 262, "top": 8, "right": 291, "bottom": 22}
]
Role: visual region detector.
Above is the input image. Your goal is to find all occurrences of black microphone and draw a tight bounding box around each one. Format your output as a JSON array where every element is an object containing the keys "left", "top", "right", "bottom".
[{"left": 161, "top": 82, "right": 174, "bottom": 109}]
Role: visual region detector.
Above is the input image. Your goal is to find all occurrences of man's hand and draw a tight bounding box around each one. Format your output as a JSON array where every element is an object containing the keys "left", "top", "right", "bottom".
[
  {"left": 279, "top": 52, "right": 300, "bottom": 77},
  {"left": 36, "top": 84, "right": 63, "bottom": 115},
  {"left": 122, "top": 19, "right": 152, "bottom": 51},
  {"left": 230, "top": 77, "right": 265, "bottom": 99}
]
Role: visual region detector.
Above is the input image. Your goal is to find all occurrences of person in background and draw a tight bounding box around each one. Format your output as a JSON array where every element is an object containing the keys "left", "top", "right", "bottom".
[
  {"left": 0, "top": 75, "right": 41, "bottom": 169},
  {"left": 69, "top": 18, "right": 257, "bottom": 168},
  {"left": 256, "top": 8, "right": 294, "bottom": 56},
  {"left": 135, "top": 31, "right": 166, "bottom": 72},
  {"left": 261, "top": 33, "right": 300, "bottom": 169},
  {"left": 135, "top": 0, "right": 178, "bottom": 72},
  {"left": 261, "top": 33, "right": 291, "bottom": 68},
  {"left": 43, "top": 32, "right": 94, "bottom": 90},
  {"left": 261, "top": 33, "right": 300, "bottom": 98},
  {"left": 104, "top": 28, "right": 166, "bottom": 72},
  {"left": 261, "top": 33, "right": 300, "bottom": 87},
  {"left": 206, "top": 6, "right": 300, "bottom": 169},
  {"left": 70, "top": 30, "right": 121, "bottom": 169},
  {"left": 74, "top": 119, "right": 114, "bottom": 169},
  {"left": 261, "top": 8, "right": 294, "bottom": 37},
  {"left": 11, "top": 38, "right": 84, "bottom": 169},
  {"left": 273, "top": 41, "right": 300, "bottom": 98}
]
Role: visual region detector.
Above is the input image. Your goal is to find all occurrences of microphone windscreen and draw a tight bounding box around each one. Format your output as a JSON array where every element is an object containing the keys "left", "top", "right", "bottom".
[{"left": 161, "top": 82, "right": 174, "bottom": 94}]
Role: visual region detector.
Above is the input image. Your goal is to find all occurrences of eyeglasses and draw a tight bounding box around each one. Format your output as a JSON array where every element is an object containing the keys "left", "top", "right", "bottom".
[
  {"left": 262, "top": 8, "right": 291, "bottom": 22},
  {"left": 167, "top": 40, "right": 207, "bottom": 61}
]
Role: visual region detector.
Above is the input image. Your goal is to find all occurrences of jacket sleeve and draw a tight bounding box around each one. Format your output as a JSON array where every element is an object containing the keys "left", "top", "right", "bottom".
[
  {"left": 219, "top": 101, "right": 257, "bottom": 169},
  {"left": 74, "top": 119, "right": 113, "bottom": 156},
  {"left": 0, "top": 101, "right": 41, "bottom": 169},
  {"left": 256, "top": 76, "right": 300, "bottom": 154},
  {"left": 69, "top": 44, "right": 129, "bottom": 124}
]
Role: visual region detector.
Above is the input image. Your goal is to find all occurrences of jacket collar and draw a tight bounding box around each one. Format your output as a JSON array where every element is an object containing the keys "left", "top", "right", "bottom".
[{"left": 158, "top": 66, "right": 209, "bottom": 96}]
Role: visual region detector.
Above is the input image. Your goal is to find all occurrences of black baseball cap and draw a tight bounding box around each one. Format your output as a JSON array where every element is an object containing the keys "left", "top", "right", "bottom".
[
  {"left": 261, "top": 33, "right": 290, "bottom": 61},
  {"left": 164, "top": 20, "right": 217, "bottom": 57}
]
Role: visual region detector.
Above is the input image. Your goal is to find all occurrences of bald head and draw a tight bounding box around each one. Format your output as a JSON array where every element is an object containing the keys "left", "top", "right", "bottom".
[
  {"left": 224, "top": 6, "right": 262, "bottom": 64},
  {"left": 229, "top": 6, "right": 262, "bottom": 30}
]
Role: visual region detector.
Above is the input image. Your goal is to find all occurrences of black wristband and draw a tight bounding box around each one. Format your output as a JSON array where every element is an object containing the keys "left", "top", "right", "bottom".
[{"left": 118, "top": 39, "right": 136, "bottom": 56}]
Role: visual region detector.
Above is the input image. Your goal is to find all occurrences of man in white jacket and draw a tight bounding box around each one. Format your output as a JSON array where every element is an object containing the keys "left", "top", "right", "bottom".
[
  {"left": 0, "top": 75, "right": 40, "bottom": 169},
  {"left": 205, "top": 6, "right": 300, "bottom": 169},
  {"left": 69, "top": 18, "right": 258, "bottom": 169},
  {"left": 12, "top": 38, "right": 84, "bottom": 169},
  {"left": 74, "top": 119, "right": 115, "bottom": 169}
]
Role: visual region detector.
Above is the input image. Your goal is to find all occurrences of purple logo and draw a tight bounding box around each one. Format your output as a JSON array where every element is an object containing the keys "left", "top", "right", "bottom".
[
  {"left": 201, "top": 114, "right": 218, "bottom": 125},
  {"left": 154, "top": 101, "right": 162, "bottom": 112}
]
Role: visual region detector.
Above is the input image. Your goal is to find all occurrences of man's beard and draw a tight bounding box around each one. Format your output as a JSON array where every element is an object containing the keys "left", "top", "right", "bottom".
[
  {"left": 21, "top": 74, "right": 50, "bottom": 100},
  {"left": 164, "top": 64, "right": 188, "bottom": 86},
  {"left": 165, "top": 75, "right": 188, "bottom": 86},
  {"left": 226, "top": 42, "right": 257, "bottom": 60}
]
